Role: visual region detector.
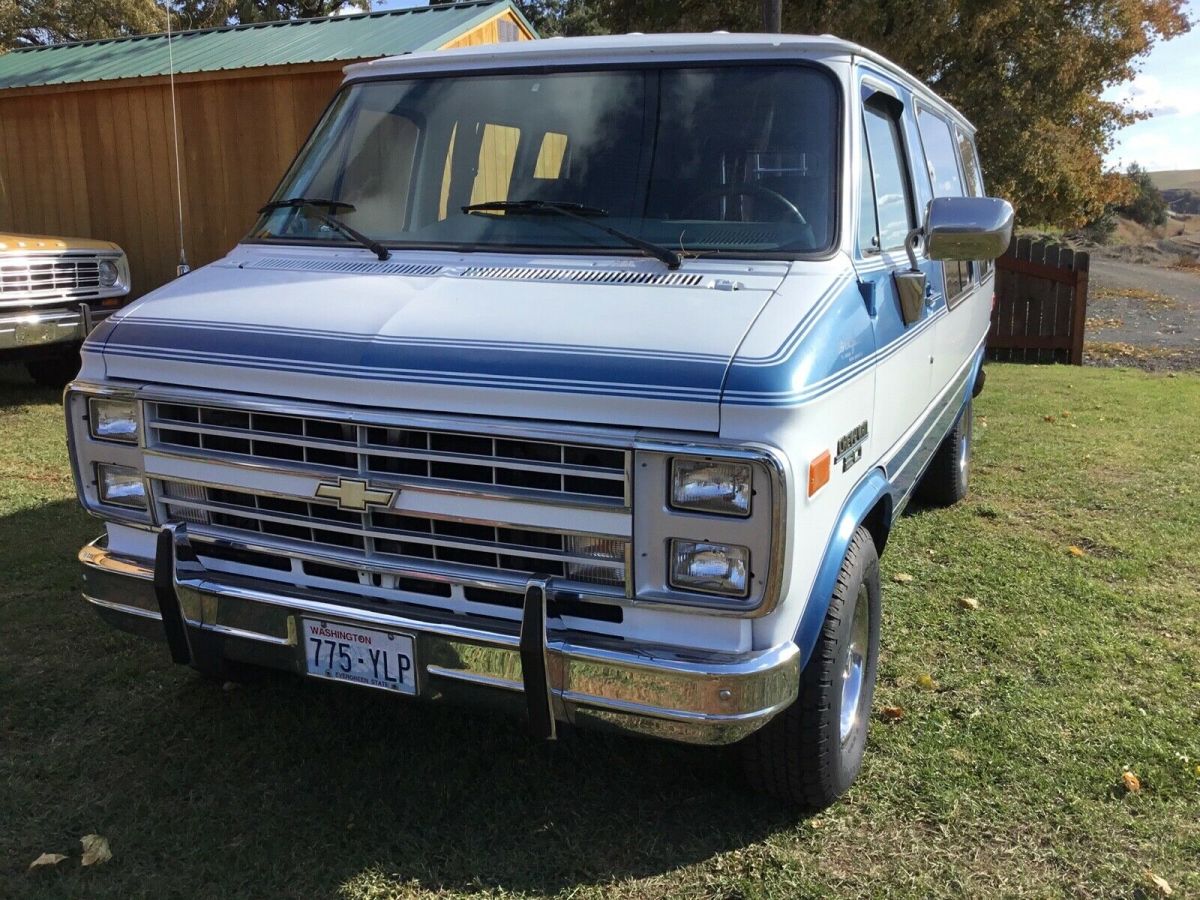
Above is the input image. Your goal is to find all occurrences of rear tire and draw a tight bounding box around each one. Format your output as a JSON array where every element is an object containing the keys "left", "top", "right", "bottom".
[
  {"left": 741, "top": 526, "right": 880, "bottom": 811},
  {"left": 25, "top": 349, "right": 81, "bottom": 388},
  {"left": 918, "top": 397, "right": 973, "bottom": 507}
]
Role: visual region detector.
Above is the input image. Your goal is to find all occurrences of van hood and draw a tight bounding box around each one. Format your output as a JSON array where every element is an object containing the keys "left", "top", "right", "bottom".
[{"left": 91, "top": 248, "right": 796, "bottom": 432}]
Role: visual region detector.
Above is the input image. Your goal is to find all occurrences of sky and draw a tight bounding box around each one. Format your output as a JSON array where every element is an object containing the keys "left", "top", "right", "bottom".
[
  {"left": 373, "top": 0, "right": 1198, "bottom": 173},
  {"left": 1104, "top": 0, "right": 1200, "bottom": 173}
]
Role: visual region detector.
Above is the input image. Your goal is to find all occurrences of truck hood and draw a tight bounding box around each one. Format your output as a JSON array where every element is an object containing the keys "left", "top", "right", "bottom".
[{"left": 91, "top": 249, "right": 796, "bottom": 432}]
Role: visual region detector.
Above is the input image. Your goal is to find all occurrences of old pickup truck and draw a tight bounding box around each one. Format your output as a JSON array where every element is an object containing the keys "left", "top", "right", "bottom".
[
  {"left": 1, "top": 232, "right": 130, "bottom": 385},
  {"left": 66, "top": 33, "right": 1011, "bottom": 810}
]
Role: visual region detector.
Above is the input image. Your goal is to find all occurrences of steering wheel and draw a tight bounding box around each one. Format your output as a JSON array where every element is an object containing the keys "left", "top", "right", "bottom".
[{"left": 684, "top": 184, "right": 807, "bottom": 224}]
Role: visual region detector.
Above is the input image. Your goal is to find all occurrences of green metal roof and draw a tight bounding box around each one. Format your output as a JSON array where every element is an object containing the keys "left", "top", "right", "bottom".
[{"left": 0, "top": 1, "right": 532, "bottom": 91}]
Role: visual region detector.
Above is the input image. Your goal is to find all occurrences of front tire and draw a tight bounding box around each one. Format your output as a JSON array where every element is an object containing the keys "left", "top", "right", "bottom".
[
  {"left": 918, "top": 397, "right": 973, "bottom": 507},
  {"left": 741, "top": 526, "right": 881, "bottom": 811}
]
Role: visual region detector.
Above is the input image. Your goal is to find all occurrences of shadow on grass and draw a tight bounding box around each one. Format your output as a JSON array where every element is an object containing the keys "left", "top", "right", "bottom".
[
  {"left": 1, "top": 496, "right": 800, "bottom": 898},
  {"left": 0, "top": 361, "right": 66, "bottom": 407}
]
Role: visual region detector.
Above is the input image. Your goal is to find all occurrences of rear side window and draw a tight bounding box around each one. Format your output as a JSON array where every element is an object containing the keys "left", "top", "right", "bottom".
[
  {"left": 954, "top": 126, "right": 994, "bottom": 277},
  {"left": 917, "top": 107, "right": 964, "bottom": 197},
  {"left": 954, "top": 126, "right": 983, "bottom": 197},
  {"left": 860, "top": 100, "right": 914, "bottom": 252},
  {"left": 917, "top": 107, "right": 972, "bottom": 300}
]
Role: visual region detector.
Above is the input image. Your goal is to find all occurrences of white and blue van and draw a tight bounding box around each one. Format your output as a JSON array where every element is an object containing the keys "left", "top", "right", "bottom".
[{"left": 67, "top": 33, "right": 1012, "bottom": 810}]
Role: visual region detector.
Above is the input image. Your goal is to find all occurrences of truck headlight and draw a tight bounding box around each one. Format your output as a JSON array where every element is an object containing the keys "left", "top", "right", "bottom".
[
  {"left": 669, "top": 539, "right": 750, "bottom": 597},
  {"left": 98, "top": 259, "right": 119, "bottom": 287},
  {"left": 89, "top": 397, "right": 140, "bottom": 443},
  {"left": 97, "top": 464, "right": 147, "bottom": 509},
  {"left": 670, "top": 458, "right": 752, "bottom": 516}
]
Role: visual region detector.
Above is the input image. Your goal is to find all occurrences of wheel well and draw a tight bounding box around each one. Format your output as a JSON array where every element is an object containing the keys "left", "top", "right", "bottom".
[{"left": 861, "top": 493, "right": 893, "bottom": 556}]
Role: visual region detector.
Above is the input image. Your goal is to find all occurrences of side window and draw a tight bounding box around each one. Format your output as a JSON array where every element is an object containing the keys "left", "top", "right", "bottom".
[
  {"left": 857, "top": 130, "right": 880, "bottom": 253},
  {"left": 954, "top": 127, "right": 983, "bottom": 197},
  {"left": 861, "top": 99, "right": 915, "bottom": 252},
  {"left": 954, "top": 125, "right": 994, "bottom": 277},
  {"left": 917, "top": 107, "right": 972, "bottom": 300}
]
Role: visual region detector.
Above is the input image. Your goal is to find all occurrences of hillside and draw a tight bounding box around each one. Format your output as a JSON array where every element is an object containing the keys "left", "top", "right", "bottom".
[{"left": 1150, "top": 169, "right": 1200, "bottom": 192}]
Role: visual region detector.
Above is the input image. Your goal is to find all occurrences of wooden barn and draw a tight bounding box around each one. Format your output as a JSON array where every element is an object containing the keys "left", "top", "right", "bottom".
[{"left": 0, "top": 1, "right": 535, "bottom": 299}]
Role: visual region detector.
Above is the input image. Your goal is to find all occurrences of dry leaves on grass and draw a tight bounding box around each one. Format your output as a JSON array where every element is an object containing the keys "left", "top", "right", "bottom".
[
  {"left": 958, "top": 597, "right": 980, "bottom": 610},
  {"left": 1122, "top": 771, "right": 1142, "bottom": 793},
  {"left": 880, "top": 705, "right": 906, "bottom": 721},
  {"left": 28, "top": 853, "right": 68, "bottom": 870},
  {"left": 1145, "top": 870, "right": 1173, "bottom": 896},
  {"left": 892, "top": 573, "right": 914, "bottom": 584},
  {"left": 80, "top": 834, "right": 111, "bottom": 866},
  {"left": 1068, "top": 545, "right": 1087, "bottom": 558}
]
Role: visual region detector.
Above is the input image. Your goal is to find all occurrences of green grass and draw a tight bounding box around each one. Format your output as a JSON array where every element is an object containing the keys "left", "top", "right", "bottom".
[{"left": 1, "top": 363, "right": 1198, "bottom": 899}]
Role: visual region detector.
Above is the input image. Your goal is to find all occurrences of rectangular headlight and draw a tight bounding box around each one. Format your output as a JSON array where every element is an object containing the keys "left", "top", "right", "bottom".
[
  {"left": 97, "top": 464, "right": 147, "bottom": 509},
  {"left": 89, "top": 397, "right": 139, "bottom": 444},
  {"left": 669, "top": 539, "right": 750, "bottom": 597},
  {"left": 670, "top": 458, "right": 752, "bottom": 517}
]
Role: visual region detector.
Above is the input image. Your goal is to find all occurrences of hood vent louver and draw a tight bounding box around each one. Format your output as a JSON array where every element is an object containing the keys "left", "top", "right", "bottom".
[
  {"left": 459, "top": 266, "right": 704, "bottom": 287},
  {"left": 239, "top": 256, "right": 709, "bottom": 287},
  {"left": 243, "top": 257, "right": 444, "bottom": 277}
]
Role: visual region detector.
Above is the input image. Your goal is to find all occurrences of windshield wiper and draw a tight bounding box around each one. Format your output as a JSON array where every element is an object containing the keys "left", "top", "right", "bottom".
[
  {"left": 259, "top": 197, "right": 391, "bottom": 261},
  {"left": 462, "top": 199, "right": 681, "bottom": 270}
]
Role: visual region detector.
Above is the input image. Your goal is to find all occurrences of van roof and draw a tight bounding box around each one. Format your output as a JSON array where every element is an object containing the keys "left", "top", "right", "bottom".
[{"left": 344, "top": 32, "right": 975, "bottom": 133}]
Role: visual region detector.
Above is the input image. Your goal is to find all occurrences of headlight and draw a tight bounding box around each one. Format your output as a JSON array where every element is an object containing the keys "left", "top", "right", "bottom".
[
  {"left": 669, "top": 539, "right": 750, "bottom": 597},
  {"left": 97, "top": 464, "right": 147, "bottom": 509},
  {"left": 98, "top": 259, "right": 119, "bottom": 287},
  {"left": 89, "top": 397, "right": 139, "bottom": 443},
  {"left": 670, "top": 458, "right": 752, "bottom": 516}
]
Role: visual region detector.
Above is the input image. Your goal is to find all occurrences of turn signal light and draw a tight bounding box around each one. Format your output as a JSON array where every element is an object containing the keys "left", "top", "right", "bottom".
[{"left": 808, "top": 451, "right": 831, "bottom": 497}]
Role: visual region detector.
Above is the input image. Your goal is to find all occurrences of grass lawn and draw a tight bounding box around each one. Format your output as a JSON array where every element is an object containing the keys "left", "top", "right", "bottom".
[{"left": 1, "top": 362, "right": 1197, "bottom": 899}]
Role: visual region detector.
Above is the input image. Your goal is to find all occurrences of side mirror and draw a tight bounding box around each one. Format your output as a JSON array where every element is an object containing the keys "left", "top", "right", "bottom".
[{"left": 924, "top": 196, "right": 1014, "bottom": 261}]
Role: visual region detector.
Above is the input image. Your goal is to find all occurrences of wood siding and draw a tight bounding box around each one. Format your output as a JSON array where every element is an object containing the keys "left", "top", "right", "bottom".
[
  {"left": 0, "top": 67, "right": 342, "bottom": 299},
  {"left": 0, "top": 16, "right": 532, "bottom": 299},
  {"left": 442, "top": 10, "right": 534, "bottom": 48}
]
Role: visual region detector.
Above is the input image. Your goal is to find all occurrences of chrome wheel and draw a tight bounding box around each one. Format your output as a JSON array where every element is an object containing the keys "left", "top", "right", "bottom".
[{"left": 839, "top": 583, "right": 870, "bottom": 746}]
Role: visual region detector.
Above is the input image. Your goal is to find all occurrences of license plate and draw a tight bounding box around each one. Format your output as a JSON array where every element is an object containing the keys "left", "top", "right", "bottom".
[
  {"left": 301, "top": 619, "right": 416, "bottom": 695},
  {"left": 15, "top": 321, "right": 59, "bottom": 346}
]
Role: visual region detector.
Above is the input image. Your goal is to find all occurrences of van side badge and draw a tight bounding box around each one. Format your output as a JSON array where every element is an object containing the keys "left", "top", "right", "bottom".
[{"left": 836, "top": 421, "right": 869, "bottom": 473}]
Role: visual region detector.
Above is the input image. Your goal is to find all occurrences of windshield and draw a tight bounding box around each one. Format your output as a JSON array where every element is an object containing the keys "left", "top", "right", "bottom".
[{"left": 252, "top": 64, "right": 840, "bottom": 258}]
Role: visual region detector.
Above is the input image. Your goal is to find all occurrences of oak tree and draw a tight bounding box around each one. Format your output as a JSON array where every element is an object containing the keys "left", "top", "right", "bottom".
[{"left": 523, "top": 0, "right": 1192, "bottom": 226}]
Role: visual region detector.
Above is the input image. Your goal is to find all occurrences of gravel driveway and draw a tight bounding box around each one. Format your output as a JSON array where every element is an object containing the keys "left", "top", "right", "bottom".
[{"left": 1083, "top": 257, "right": 1200, "bottom": 370}]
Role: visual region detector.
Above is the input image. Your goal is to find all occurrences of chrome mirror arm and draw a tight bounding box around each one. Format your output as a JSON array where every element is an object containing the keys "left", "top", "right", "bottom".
[{"left": 904, "top": 226, "right": 925, "bottom": 273}]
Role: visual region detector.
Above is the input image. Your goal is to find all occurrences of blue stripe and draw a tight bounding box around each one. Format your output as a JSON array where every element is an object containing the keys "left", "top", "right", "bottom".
[{"left": 98, "top": 273, "right": 947, "bottom": 407}]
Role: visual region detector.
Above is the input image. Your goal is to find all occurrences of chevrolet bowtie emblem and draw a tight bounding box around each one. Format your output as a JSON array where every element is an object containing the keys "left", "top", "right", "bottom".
[{"left": 314, "top": 477, "right": 396, "bottom": 512}]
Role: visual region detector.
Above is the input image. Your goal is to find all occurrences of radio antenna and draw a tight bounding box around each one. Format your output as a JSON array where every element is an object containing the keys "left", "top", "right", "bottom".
[{"left": 164, "top": 2, "right": 190, "bottom": 275}]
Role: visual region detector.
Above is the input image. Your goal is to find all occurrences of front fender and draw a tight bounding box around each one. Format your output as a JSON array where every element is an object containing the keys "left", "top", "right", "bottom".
[{"left": 793, "top": 466, "right": 891, "bottom": 669}]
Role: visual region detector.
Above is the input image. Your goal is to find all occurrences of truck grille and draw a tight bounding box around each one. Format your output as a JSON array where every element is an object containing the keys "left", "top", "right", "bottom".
[
  {"left": 0, "top": 255, "right": 102, "bottom": 300},
  {"left": 149, "top": 402, "right": 627, "bottom": 506},
  {"left": 157, "top": 479, "right": 627, "bottom": 588},
  {"left": 145, "top": 402, "right": 632, "bottom": 605}
]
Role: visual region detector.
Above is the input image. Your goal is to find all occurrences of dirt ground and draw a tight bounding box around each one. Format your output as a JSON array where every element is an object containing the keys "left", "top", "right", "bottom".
[{"left": 1074, "top": 214, "right": 1200, "bottom": 371}]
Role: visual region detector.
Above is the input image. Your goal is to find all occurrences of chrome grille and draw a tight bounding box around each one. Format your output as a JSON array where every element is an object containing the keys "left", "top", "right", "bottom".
[
  {"left": 157, "top": 479, "right": 628, "bottom": 589},
  {"left": 0, "top": 255, "right": 102, "bottom": 298},
  {"left": 148, "top": 402, "right": 628, "bottom": 506}
]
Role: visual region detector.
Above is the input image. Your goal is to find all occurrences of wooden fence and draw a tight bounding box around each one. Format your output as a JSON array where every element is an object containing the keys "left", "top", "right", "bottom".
[{"left": 988, "top": 238, "right": 1090, "bottom": 365}]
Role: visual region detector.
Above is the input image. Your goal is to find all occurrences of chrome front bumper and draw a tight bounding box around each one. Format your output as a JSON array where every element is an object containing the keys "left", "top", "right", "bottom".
[
  {"left": 0, "top": 302, "right": 113, "bottom": 352},
  {"left": 80, "top": 528, "right": 799, "bottom": 745}
]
